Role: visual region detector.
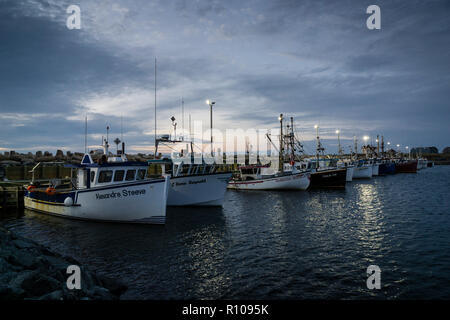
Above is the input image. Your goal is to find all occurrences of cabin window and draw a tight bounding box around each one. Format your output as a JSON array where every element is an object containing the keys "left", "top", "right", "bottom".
[
  {"left": 136, "top": 169, "right": 146, "bottom": 180},
  {"left": 125, "top": 169, "right": 136, "bottom": 181},
  {"left": 114, "top": 170, "right": 125, "bottom": 182},
  {"left": 98, "top": 170, "right": 113, "bottom": 183},
  {"left": 90, "top": 171, "right": 95, "bottom": 183}
]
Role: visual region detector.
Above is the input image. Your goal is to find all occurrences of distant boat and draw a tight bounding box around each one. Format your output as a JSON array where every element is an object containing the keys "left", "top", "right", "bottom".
[
  {"left": 228, "top": 114, "right": 310, "bottom": 191},
  {"left": 395, "top": 160, "right": 418, "bottom": 173},
  {"left": 352, "top": 160, "right": 373, "bottom": 179},
  {"left": 417, "top": 158, "right": 427, "bottom": 170},
  {"left": 24, "top": 136, "right": 169, "bottom": 224},
  {"left": 299, "top": 159, "right": 347, "bottom": 189},
  {"left": 370, "top": 160, "right": 380, "bottom": 176},
  {"left": 336, "top": 159, "right": 354, "bottom": 182},
  {"left": 227, "top": 164, "right": 310, "bottom": 190},
  {"left": 378, "top": 160, "right": 396, "bottom": 175}
]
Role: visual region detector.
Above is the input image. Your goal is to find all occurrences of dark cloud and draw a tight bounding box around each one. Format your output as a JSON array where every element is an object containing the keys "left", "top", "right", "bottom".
[{"left": 0, "top": 0, "right": 449, "bottom": 153}]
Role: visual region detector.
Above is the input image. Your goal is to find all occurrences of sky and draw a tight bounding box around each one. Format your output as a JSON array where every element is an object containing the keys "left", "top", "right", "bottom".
[{"left": 0, "top": 0, "right": 449, "bottom": 155}]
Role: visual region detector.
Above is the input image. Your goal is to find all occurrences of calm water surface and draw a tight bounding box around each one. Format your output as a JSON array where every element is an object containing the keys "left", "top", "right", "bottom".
[{"left": 2, "top": 166, "right": 450, "bottom": 299}]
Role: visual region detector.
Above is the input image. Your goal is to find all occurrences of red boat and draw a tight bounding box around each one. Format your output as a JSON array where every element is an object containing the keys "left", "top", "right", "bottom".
[{"left": 395, "top": 160, "right": 418, "bottom": 173}]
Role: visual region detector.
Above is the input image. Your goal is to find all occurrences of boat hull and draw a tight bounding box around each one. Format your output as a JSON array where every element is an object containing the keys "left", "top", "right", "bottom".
[
  {"left": 353, "top": 165, "right": 372, "bottom": 179},
  {"left": 309, "top": 168, "right": 347, "bottom": 189},
  {"left": 24, "top": 178, "right": 170, "bottom": 224},
  {"left": 378, "top": 162, "right": 396, "bottom": 175},
  {"left": 371, "top": 164, "right": 379, "bottom": 176},
  {"left": 167, "top": 172, "right": 232, "bottom": 206},
  {"left": 395, "top": 161, "right": 418, "bottom": 173},
  {"left": 345, "top": 166, "right": 354, "bottom": 182},
  {"left": 227, "top": 172, "right": 310, "bottom": 190}
]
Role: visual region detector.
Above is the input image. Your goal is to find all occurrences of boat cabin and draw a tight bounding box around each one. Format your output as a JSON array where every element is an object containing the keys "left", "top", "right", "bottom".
[{"left": 69, "top": 154, "right": 151, "bottom": 190}]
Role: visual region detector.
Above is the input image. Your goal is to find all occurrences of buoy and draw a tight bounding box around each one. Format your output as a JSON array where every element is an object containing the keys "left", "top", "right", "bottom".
[
  {"left": 46, "top": 187, "right": 56, "bottom": 195},
  {"left": 27, "top": 185, "right": 36, "bottom": 192},
  {"left": 64, "top": 197, "right": 73, "bottom": 206}
]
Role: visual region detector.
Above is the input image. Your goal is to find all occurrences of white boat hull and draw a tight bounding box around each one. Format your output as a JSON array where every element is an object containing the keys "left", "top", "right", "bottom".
[
  {"left": 227, "top": 172, "right": 310, "bottom": 190},
  {"left": 345, "top": 166, "right": 354, "bottom": 182},
  {"left": 167, "top": 172, "right": 232, "bottom": 206},
  {"left": 24, "top": 177, "right": 170, "bottom": 224},
  {"left": 352, "top": 166, "right": 372, "bottom": 179},
  {"left": 372, "top": 164, "right": 379, "bottom": 176}
]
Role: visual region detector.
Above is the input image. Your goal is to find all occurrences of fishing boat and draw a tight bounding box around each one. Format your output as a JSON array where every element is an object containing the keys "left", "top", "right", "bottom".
[
  {"left": 151, "top": 121, "right": 232, "bottom": 206},
  {"left": 370, "top": 160, "right": 380, "bottom": 176},
  {"left": 337, "top": 159, "right": 355, "bottom": 182},
  {"left": 24, "top": 136, "right": 170, "bottom": 224},
  {"left": 227, "top": 164, "right": 310, "bottom": 190},
  {"left": 298, "top": 158, "right": 347, "bottom": 189},
  {"left": 149, "top": 158, "right": 232, "bottom": 206},
  {"left": 228, "top": 114, "right": 310, "bottom": 191},
  {"left": 299, "top": 125, "right": 346, "bottom": 189},
  {"left": 352, "top": 160, "right": 373, "bottom": 179},
  {"left": 395, "top": 159, "right": 418, "bottom": 173},
  {"left": 378, "top": 160, "right": 396, "bottom": 175},
  {"left": 417, "top": 158, "right": 427, "bottom": 170}
]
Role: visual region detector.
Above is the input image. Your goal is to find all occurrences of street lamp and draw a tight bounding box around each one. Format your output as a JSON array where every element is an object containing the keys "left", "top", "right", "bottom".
[
  {"left": 336, "top": 130, "right": 341, "bottom": 155},
  {"left": 206, "top": 99, "right": 216, "bottom": 156},
  {"left": 279, "top": 114, "right": 284, "bottom": 173}
]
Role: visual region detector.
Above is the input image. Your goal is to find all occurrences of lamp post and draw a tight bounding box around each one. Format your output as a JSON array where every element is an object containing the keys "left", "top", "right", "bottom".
[
  {"left": 405, "top": 146, "right": 409, "bottom": 159},
  {"left": 314, "top": 124, "right": 319, "bottom": 166},
  {"left": 363, "top": 136, "right": 369, "bottom": 158},
  {"left": 206, "top": 99, "right": 215, "bottom": 156},
  {"left": 279, "top": 114, "right": 284, "bottom": 173},
  {"left": 336, "top": 130, "right": 341, "bottom": 156}
]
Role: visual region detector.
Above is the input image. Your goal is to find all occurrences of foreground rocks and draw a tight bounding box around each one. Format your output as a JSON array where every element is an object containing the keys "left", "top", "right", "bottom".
[{"left": 0, "top": 226, "right": 127, "bottom": 300}]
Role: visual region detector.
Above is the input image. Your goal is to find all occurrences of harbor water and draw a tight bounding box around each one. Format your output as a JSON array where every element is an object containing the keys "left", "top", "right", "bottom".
[{"left": 1, "top": 166, "right": 450, "bottom": 299}]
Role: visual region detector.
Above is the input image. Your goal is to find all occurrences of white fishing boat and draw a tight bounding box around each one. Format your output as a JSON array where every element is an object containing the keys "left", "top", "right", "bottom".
[
  {"left": 149, "top": 158, "right": 231, "bottom": 206},
  {"left": 371, "top": 160, "right": 380, "bottom": 176},
  {"left": 228, "top": 114, "right": 310, "bottom": 191},
  {"left": 337, "top": 160, "right": 355, "bottom": 182},
  {"left": 352, "top": 160, "right": 373, "bottom": 179},
  {"left": 227, "top": 164, "right": 310, "bottom": 190},
  {"left": 24, "top": 137, "right": 170, "bottom": 224},
  {"left": 151, "top": 130, "right": 232, "bottom": 206}
]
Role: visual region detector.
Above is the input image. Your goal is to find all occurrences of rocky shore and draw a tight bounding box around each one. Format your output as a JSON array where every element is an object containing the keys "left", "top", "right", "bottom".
[{"left": 0, "top": 226, "right": 127, "bottom": 300}]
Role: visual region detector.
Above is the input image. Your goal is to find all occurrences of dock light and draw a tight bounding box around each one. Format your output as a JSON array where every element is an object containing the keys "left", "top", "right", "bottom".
[
  {"left": 336, "top": 130, "right": 340, "bottom": 134},
  {"left": 314, "top": 124, "right": 318, "bottom": 129},
  {"left": 397, "top": 144, "right": 400, "bottom": 147},
  {"left": 387, "top": 142, "right": 391, "bottom": 145},
  {"left": 363, "top": 136, "right": 369, "bottom": 141},
  {"left": 279, "top": 114, "right": 283, "bottom": 121}
]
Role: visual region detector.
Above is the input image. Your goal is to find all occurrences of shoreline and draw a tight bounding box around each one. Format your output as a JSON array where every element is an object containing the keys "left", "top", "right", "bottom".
[{"left": 0, "top": 225, "right": 127, "bottom": 300}]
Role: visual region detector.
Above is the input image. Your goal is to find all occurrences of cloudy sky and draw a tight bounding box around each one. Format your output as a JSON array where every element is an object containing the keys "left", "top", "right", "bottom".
[{"left": 0, "top": 0, "right": 449, "bottom": 155}]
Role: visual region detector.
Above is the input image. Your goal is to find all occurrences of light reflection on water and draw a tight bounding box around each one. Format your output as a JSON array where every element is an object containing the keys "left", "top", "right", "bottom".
[{"left": 2, "top": 166, "right": 450, "bottom": 299}]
